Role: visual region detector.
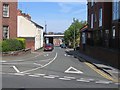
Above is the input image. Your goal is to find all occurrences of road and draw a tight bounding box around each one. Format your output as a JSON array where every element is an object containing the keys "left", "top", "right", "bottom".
[{"left": 1, "top": 47, "right": 119, "bottom": 88}]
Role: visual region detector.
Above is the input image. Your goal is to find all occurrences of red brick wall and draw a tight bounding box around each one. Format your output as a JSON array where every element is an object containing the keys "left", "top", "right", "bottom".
[
  {"left": 80, "top": 45, "right": 119, "bottom": 69},
  {"left": 0, "top": 2, "right": 17, "bottom": 40},
  {"left": 26, "top": 39, "right": 35, "bottom": 51},
  {"left": 0, "top": 2, "right": 2, "bottom": 40}
]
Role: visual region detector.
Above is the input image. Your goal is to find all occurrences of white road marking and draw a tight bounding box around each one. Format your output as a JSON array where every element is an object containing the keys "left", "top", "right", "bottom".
[
  {"left": 63, "top": 76, "right": 76, "bottom": 79},
  {"left": 34, "top": 63, "right": 43, "bottom": 66},
  {"left": 34, "top": 73, "right": 45, "bottom": 76},
  {"left": 48, "top": 75, "right": 59, "bottom": 77},
  {"left": 95, "top": 80, "right": 112, "bottom": 84},
  {"left": 64, "top": 66, "right": 83, "bottom": 74},
  {"left": 44, "top": 76, "right": 55, "bottom": 79},
  {"left": 20, "top": 53, "right": 58, "bottom": 73},
  {"left": 0, "top": 61, "right": 7, "bottom": 63},
  {"left": 14, "top": 73, "right": 25, "bottom": 76},
  {"left": 76, "top": 79, "right": 90, "bottom": 82},
  {"left": 28, "top": 75, "right": 40, "bottom": 77},
  {"left": 46, "top": 54, "right": 49, "bottom": 56},
  {"left": 12, "top": 66, "right": 20, "bottom": 73},
  {"left": 59, "top": 78, "right": 71, "bottom": 81},
  {"left": 64, "top": 54, "right": 67, "bottom": 56},
  {"left": 81, "top": 78, "right": 94, "bottom": 81}
]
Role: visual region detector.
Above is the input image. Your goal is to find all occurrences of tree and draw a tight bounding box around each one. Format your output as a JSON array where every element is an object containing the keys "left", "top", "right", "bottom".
[{"left": 64, "top": 18, "right": 87, "bottom": 48}]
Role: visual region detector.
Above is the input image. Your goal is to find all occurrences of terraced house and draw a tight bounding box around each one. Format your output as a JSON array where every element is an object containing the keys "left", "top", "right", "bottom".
[
  {"left": 0, "top": 1, "right": 17, "bottom": 40},
  {"left": 85, "top": 0, "right": 120, "bottom": 68}
]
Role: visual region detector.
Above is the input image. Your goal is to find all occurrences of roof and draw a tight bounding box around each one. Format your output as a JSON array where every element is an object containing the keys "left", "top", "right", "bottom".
[
  {"left": 80, "top": 25, "right": 88, "bottom": 32},
  {"left": 31, "top": 20, "right": 44, "bottom": 29}
]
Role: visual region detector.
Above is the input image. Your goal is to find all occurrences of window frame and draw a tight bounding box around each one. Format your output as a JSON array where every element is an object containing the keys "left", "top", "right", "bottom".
[
  {"left": 99, "top": 8, "right": 102, "bottom": 27},
  {"left": 3, "top": 4, "right": 9, "bottom": 18},
  {"left": 112, "top": 26, "right": 115, "bottom": 39},
  {"left": 3, "top": 26, "right": 9, "bottom": 39},
  {"left": 91, "top": 13, "right": 94, "bottom": 29}
]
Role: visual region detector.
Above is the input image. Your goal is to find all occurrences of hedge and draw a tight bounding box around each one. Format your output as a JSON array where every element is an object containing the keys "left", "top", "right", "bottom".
[
  {"left": 16, "top": 38, "right": 26, "bottom": 49},
  {"left": 0, "top": 38, "right": 26, "bottom": 52}
]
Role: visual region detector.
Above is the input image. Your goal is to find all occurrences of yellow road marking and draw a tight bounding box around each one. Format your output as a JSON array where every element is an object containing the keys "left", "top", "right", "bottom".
[{"left": 84, "top": 62, "right": 119, "bottom": 83}]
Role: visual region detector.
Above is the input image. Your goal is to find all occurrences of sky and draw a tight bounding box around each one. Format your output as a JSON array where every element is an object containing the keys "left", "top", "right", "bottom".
[{"left": 18, "top": 2, "right": 87, "bottom": 33}]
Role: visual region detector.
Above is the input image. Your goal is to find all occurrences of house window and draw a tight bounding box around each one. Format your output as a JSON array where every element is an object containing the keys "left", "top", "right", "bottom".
[
  {"left": 112, "top": 0, "right": 119, "bottom": 20},
  {"left": 112, "top": 26, "right": 115, "bottom": 39},
  {"left": 99, "top": 8, "right": 102, "bottom": 27},
  {"left": 3, "top": 26, "right": 9, "bottom": 39},
  {"left": 91, "top": 0, "right": 94, "bottom": 7},
  {"left": 3, "top": 4, "right": 9, "bottom": 17},
  {"left": 91, "top": 13, "right": 94, "bottom": 28}
]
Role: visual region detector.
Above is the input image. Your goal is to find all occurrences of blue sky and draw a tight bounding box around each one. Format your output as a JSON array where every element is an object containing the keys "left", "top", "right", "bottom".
[{"left": 18, "top": 2, "right": 87, "bottom": 33}]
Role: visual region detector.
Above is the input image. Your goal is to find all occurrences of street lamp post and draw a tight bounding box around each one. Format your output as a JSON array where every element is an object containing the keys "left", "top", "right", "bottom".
[{"left": 73, "top": 18, "right": 76, "bottom": 51}]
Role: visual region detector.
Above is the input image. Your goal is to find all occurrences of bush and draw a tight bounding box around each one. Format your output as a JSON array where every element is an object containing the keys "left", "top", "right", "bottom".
[
  {"left": 1, "top": 39, "right": 25, "bottom": 52},
  {"left": 0, "top": 41, "right": 2, "bottom": 52},
  {"left": 16, "top": 38, "right": 25, "bottom": 49}
]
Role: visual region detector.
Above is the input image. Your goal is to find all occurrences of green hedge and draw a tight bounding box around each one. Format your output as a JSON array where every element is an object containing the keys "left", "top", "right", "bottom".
[
  {"left": 16, "top": 38, "right": 26, "bottom": 49},
  {"left": 0, "top": 38, "right": 26, "bottom": 52}
]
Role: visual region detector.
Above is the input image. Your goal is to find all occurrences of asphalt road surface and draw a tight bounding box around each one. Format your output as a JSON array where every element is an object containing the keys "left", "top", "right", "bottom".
[{"left": 1, "top": 47, "right": 119, "bottom": 88}]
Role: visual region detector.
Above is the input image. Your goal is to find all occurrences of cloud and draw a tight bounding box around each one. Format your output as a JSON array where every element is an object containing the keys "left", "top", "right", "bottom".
[{"left": 58, "top": 2, "right": 87, "bottom": 15}]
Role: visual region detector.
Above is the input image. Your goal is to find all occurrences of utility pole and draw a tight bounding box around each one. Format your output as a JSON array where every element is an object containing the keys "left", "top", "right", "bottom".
[
  {"left": 45, "top": 21, "right": 47, "bottom": 34},
  {"left": 73, "top": 18, "right": 76, "bottom": 51}
]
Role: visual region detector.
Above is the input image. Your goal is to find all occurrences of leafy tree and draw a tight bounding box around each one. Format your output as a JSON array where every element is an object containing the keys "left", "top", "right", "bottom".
[{"left": 64, "top": 18, "right": 87, "bottom": 48}]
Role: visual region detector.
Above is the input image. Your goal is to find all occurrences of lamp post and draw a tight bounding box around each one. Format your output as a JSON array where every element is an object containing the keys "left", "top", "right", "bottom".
[{"left": 73, "top": 18, "right": 76, "bottom": 51}]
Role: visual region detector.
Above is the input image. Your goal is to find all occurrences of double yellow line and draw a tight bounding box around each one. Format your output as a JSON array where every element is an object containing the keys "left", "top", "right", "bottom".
[{"left": 84, "top": 62, "right": 119, "bottom": 83}]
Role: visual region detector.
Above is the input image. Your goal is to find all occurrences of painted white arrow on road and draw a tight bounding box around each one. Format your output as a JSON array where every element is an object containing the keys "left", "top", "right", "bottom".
[{"left": 64, "top": 66, "right": 83, "bottom": 74}]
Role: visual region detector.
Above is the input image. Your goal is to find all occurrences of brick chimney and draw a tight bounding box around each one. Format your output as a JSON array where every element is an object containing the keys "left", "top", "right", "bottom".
[{"left": 17, "top": 9, "right": 31, "bottom": 20}]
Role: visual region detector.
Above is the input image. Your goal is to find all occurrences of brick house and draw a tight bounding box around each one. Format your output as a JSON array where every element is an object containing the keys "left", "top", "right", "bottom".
[
  {"left": 0, "top": 1, "right": 17, "bottom": 40},
  {"left": 81, "top": 1, "right": 120, "bottom": 68}
]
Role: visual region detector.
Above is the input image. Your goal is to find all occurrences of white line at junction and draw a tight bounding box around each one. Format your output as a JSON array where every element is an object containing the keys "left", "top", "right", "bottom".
[
  {"left": 13, "top": 66, "right": 20, "bottom": 73},
  {"left": 20, "top": 52, "right": 58, "bottom": 73}
]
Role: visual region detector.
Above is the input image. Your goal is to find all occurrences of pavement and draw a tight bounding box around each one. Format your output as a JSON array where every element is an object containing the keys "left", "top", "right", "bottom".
[
  {"left": 65, "top": 48, "right": 120, "bottom": 83},
  {"left": 1, "top": 47, "right": 120, "bottom": 88}
]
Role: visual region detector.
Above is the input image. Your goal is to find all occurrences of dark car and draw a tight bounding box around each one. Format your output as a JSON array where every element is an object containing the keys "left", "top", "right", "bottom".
[
  {"left": 60, "top": 44, "right": 67, "bottom": 48},
  {"left": 44, "top": 43, "right": 54, "bottom": 51}
]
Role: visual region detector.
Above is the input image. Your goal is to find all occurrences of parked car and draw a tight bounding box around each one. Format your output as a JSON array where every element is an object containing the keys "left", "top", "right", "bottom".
[
  {"left": 44, "top": 43, "right": 54, "bottom": 51},
  {"left": 60, "top": 44, "right": 67, "bottom": 48}
]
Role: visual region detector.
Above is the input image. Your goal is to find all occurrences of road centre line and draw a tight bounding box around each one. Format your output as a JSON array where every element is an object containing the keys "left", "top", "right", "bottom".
[
  {"left": 13, "top": 66, "right": 20, "bottom": 73},
  {"left": 20, "top": 53, "right": 58, "bottom": 73}
]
